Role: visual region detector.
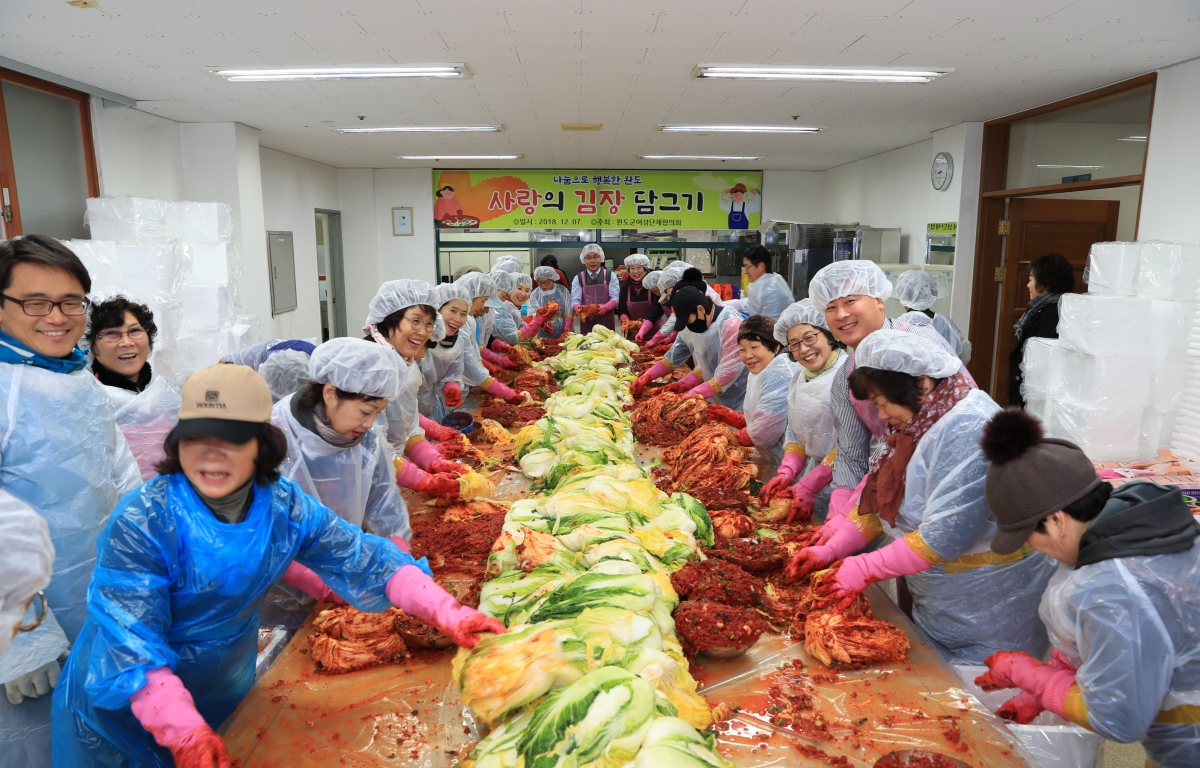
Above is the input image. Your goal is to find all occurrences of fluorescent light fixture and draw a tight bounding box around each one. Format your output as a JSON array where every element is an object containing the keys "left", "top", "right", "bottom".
[
  {"left": 1117, "top": 135, "right": 1147, "bottom": 142},
  {"left": 693, "top": 65, "right": 950, "bottom": 83},
  {"left": 396, "top": 154, "right": 522, "bottom": 160},
  {"left": 658, "top": 124, "right": 824, "bottom": 133},
  {"left": 335, "top": 125, "right": 501, "bottom": 133},
  {"left": 1036, "top": 164, "right": 1105, "bottom": 169},
  {"left": 211, "top": 65, "right": 467, "bottom": 81},
  {"left": 639, "top": 154, "right": 762, "bottom": 161}
]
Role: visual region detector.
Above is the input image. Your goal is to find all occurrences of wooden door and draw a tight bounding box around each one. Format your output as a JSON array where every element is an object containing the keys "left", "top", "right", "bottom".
[{"left": 992, "top": 198, "right": 1119, "bottom": 404}]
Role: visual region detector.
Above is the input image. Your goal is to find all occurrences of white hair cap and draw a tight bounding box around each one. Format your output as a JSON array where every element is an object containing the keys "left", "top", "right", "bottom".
[
  {"left": 807, "top": 261, "right": 893, "bottom": 311},
  {"left": 513, "top": 273, "right": 533, "bottom": 289},
  {"left": 0, "top": 491, "right": 54, "bottom": 658},
  {"left": 624, "top": 254, "right": 651, "bottom": 269},
  {"left": 364, "top": 279, "right": 447, "bottom": 342},
  {"left": 893, "top": 270, "right": 939, "bottom": 311},
  {"left": 308, "top": 337, "right": 404, "bottom": 400},
  {"left": 853, "top": 328, "right": 961, "bottom": 379},
  {"left": 260, "top": 349, "right": 312, "bottom": 402},
  {"left": 534, "top": 266, "right": 558, "bottom": 281},
  {"left": 491, "top": 270, "right": 518, "bottom": 295},
  {"left": 434, "top": 281, "right": 471, "bottom": 308},
  {"left": 773, "top": 299, "right": 828, "bottom": 346},
  {"left": 492, "top": 255, "right": 524, "bottom": 274},
  {"left": 897, "top": 310, "right": 933, "bottom": 327},
  {"left": 456, "top": 271, "right": 497, "bottom": 301},
  {"left": 579, "top": 243, "right": 605, "bottom": 262},
  {"left": 643, "top": 271, "right": 661, "bottom": 289}
]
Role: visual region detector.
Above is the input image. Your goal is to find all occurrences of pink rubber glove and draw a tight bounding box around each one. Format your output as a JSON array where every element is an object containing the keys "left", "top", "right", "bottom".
[
  {"left": 785, "top": 517, "right": 869, "bottom": 582},
  {"left": 443, "top": 382, "right": 463, "bottom": 408},
  {"left": 635, "top": 319, "right": 653, "bottom": 342},
  {"left": 665, "top": 371, "right": 703, "bottom": 394},
  {"left": 490, "top": 339, "right": 513, "bottom": 353},
  {"left": 396, "top": 457, "right": 433, "bottom": 490},
  {"left": 419, "top": 414, "right": 458, "bottom": 443},
  {"left": 572, "top": 304, "right": 582, "bottom": 317},
  {"left": 761, "top": 452, "right": 804, "bottom": 505},
  {"left": 599, "top": 300, "right": 618, "bottom": 314},
  {"left": 685, "top": 381, "right": 718, "bottom": 400},
  {"left": 484, "top": 378, "right": 524, "bottom": 404},
  {"left": 415, "top": 473, "right": 461, "bottom": 499},
  {"left": 997, "top": 651, "right": 1076, "bottom": 723},
  {"left": 793, "top": 464, "right": 834, "bottom": 519},
  {"left": 816, "top": 538, "right": 934, "bottom": 611},
  {"left": 827, "top": 473, "right": 871, "bottom": 522},
  {"left": 388, "top": 536, "right": 411, "bottom": 553},
  {"left": 620, "top": 314, "right": 630, "bottom": 323},
  {"left": 386, "top": 565, "right": 506, "bottom": 648},
  {"left": 976, "top": 652, "right": 1078, "bottom": 720},
  {"left": 645, "top": 332, "right": 666, "bottom": 347},
  {"left": 430, "top": 457, "right": 468, "bottom": 475},
  {"left": 282, "top": 561, "right": 347, "bottom": 605},
  {"left": 480, "top": 347, "right": 514, "bottom": 369},
  {"left": 482, "top": 359, "right": 503, "bottom": 377},
  {"left": 633, "top": 361, "right": 670, "bottom": 397},
  {"left": 131, "top": 668, "right": 232, "bottom": 767},
  {"left": 407, "top": 439, "right": 442, "bottom": 472},
  {"left": 520, "top": 316, "right": 545, "bottom": 339},
  {"left": 662, "top": 332, "right": 678, "bottom": 346},
  {"left": 736, "top": 427, "right": 753, "bottom": 447}
]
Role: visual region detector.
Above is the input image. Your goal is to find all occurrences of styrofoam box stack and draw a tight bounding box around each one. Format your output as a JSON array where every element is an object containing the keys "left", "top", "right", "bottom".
[
  {"left": 1135, "top": 241, "right": 1200, "bottom": 301},
  {"left": 1020, "top": 337, "right": 1060, "bottom": 426},
  {"left": 84, "top": 197, "right": 172, "bottom": 241},
  {"left": 1083, "top": 241, "right": 1139, "bottom": 296},
  {"left": 1170, "top": 281, "right": 1200, "bottom": 457}
]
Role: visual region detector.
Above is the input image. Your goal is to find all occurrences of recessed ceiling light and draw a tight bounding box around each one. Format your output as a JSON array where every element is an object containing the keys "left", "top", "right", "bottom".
[
  {"left": 1036, "top": 164, "right": 1105, "bottom": 169},
  {"left": 335, "top": 125, "right": 502, "bottom": 133},
  {"left": 1117, "top": 135, "right": 1148, "bottom": 142},
  {"left": 638, "top": 154, "right": 762, "bottom": 161},
  {"left": 211, "top": 65, "right": 468, "bottom": 81},
  {"left": 658, "top": 124, "right": 824, "bottom": 133},
  {"left": 693, "top": 65, "right": 950, "bottom": 83},
  {"left": 396, "top": 154, "right": 523, "bottom": 160},
  {"left": 562, "top": 123, "right": 603, "bottom": 131}
]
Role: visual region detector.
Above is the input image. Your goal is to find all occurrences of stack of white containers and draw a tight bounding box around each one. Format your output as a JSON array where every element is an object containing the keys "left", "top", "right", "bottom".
[
  {"left": 66, "top": 196, "right": 259, "bottom": 383},
  {"left": 1027, "top": 240, "right": 1200, "bottom": 461}
]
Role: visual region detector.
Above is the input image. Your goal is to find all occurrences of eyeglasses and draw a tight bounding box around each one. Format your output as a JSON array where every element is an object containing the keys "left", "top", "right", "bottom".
[
  {"left": 97, "top": 327, "right": 148, "bottom": 344},
  {"left": 401, "top": 315, "right": 436, "bottom": 334},
  {"left": 786, "top": 332, "right": 821, "bottom": 353},
  {"left": 1, "top": 295, "right": 89, "bottom": 316}
]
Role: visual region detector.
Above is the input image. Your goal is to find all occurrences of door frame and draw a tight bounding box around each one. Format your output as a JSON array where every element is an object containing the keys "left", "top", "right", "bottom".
[
  {"left": 966, "top": 72, "right": 1157, "bottom": 394},
  {"left": 0, "top": 67, "right": 100, "bottom": 237},
  {"left": 316, "top": 208, "right": 349, "bottom": 338}
]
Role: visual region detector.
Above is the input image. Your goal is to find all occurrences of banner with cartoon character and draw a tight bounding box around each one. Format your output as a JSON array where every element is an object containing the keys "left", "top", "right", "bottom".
[{"left": 432, "top": 169, "right": 762, "bottom": 230}]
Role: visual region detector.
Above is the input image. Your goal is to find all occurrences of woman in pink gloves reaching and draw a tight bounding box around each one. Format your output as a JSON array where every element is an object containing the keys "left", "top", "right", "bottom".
[{"left": 50, "top": 364, "right": 503, "bottom": 768}]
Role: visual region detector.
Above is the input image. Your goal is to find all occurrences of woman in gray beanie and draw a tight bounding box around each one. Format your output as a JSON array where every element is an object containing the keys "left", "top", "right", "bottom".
[{"left": 975, "top": 408, "right": 1200, "bottom": 767}]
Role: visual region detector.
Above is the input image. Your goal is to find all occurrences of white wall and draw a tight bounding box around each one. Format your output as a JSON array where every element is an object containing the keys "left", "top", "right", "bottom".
[
  {"left": 1139, "top": 56, "right": 1200, "bottom": 242},
  {"left": 259, "top": 147, "right": 339, "bottom": 340},
  {"left": 338, "top": 168, "right": 437, "bottom": 330},
  {"left": 761, "top": 171, "right": 823, "bottom": 224},
  {"left": 90, "top": 101, "right": 185, "bottom": 199}
]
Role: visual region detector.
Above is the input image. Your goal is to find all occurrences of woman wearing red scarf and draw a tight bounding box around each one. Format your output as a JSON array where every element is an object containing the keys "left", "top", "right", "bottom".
[{"left": 789, "top": 329, "right": 1056, "bottom": 663}]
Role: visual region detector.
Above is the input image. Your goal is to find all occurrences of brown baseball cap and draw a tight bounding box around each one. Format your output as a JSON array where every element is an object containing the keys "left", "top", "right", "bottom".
[{"left": 170, "top": 364, "right": 273, "bottom": 446}]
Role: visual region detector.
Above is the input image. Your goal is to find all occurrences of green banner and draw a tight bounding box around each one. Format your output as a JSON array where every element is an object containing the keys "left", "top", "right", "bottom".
[{"left": 432, "top": 169, "right": 763, "bottom": 230}]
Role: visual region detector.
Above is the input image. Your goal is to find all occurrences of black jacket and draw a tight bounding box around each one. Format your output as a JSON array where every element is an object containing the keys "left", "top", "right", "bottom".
[
  {"left": 1008, "top": 299, "right": 1060, "bottom": 407},
  {"left": 1077, "top": 483, "right": 1200, "bottom": 568}
]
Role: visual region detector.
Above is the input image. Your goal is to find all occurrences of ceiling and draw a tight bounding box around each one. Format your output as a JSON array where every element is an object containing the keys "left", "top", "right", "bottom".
[{"left": 2, "top": 0, "right": 1198, "bottom": 171}]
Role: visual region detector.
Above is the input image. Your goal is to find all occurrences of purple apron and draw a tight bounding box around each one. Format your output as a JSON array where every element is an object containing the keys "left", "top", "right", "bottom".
[
  {"left": 580, "top": 268, "right": 615, "bottom": 334},
  {"left": 624, "top": 281, "right": 654, "bottom": 320}
]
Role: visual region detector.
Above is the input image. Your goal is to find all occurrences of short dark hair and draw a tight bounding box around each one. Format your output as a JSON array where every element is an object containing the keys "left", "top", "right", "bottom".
[
  {"left": 155, "top": 423, "right": 289, "bottom": 485},
  {"left": 742, "top": 245, "right": 773, "bottom": 273},
  {"left": 373, "top": 305, "right": 436, "bottom": 349},
  {"left": 439, "top": 185, "right": 454, "bottom": 193},
  {"left": 86, "top": 296, "right": 158, "bottom": 350},
  {"left": 0, "top": 235, "right": 92, "bottom": 295},
  {"left": 848, "top": 367, "right": 943, "bottom": 413},
  {"left": 786, "top": 325, "right": 845, "bottom": 357},
  {"left": 540, "top": 254, "right": 559, "bottom": 269},
  {"left": 1029, "top": 253, "right": 1075, "bottom": 295},
  {"left": 738, "top": 314, "right": 780, "bottom": 353},
  {"left": 295, "top": 381, "right": 381, "bottom": 409},
  {"left": 1034, "top": 481, "right": 1111, "bottom": 533}
]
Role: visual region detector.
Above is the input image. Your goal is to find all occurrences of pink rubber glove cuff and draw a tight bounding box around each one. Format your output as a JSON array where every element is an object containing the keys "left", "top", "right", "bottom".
[
  {"left": 1040, "top": 671, "right": 1078, "bottom": 719},
  {"left": 484, "top": 379, "right": 519, "bottom": 401},
  {"left": 821, "top": 516, "right": 871, "bottom": 562},
  {"left": 777, "top": 452, "right": 804, "bottom": 484},
  {"left": 832, "top": 538, "right": 933, "bottom": 593},
  {"left": 520, "top": 318, "right": 543, "bottom": 339},
  {"left": 794, "top": 464, "right": 834, "bottom": 512},
  {"left": 407, "top": 439, "right": 442, "bottom": 472},
  {"left": 396, "top": 458, "right": 432, "bottom": 489},
  {"left": 491, "top": 339, "right": 513, "bottom": 353},
  {"left": 686, "top": 382, "right": 718, "bottom": 400},
  {"left": 600, "top": 300, "right": 618, "bottom": 314},
  {"left": 479, "top": 347, "right": 510, "bottom": 367},
  {"left": 282, "top": 561, "right": 346, "bottom": 605},
  {"left": 130, "top": 668, "right": 209, "bottom": 751}
]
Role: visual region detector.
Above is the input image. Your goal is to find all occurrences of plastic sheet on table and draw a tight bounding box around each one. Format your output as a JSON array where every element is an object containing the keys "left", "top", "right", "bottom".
[{"left": 693, "top": 589, "right": 1036, "bottom": 768}]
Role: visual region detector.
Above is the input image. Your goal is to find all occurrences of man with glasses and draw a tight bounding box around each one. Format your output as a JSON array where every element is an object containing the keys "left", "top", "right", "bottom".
[{"left": 0, "top": 235, "right": 141, "bottom": 768}]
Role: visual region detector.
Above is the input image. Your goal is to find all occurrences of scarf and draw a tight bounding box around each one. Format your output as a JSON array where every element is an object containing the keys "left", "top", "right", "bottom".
[
  {"left": 859, "top": 372, "right": 973, "bottom": 526},
  {"left": 93, "top": 358, "right": 152, "bottom": 393},
  {"left": 805, "top": 348, "right": 846, "bottom": 381},
  {"left": 1015, "top": 292, "right": 1061, "bottom": 340},
  {"left": 0, "top": 329, "right": 87, "bottom": 374},
  {"left": 191, "top": 479, "right": 254, "bottom": 524},
  {"left": 291, "top": 391, "right": 367, "bottom": 449}
]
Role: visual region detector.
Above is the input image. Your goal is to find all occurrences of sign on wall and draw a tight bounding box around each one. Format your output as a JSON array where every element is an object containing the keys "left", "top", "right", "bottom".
[{"left": 432, "top": 169, "right": 763, "bottom": 230}]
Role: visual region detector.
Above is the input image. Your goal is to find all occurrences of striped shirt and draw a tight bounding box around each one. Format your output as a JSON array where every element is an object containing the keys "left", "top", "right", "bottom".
[{"left": 830, "top": 317, "right": 897, "bottom": 490}]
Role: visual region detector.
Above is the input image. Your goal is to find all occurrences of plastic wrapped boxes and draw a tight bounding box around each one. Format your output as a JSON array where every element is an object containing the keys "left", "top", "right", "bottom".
[
  {"left": 1057, "top": 347, "right": 1152, "bottom": 408},
  {"left": 190, "top": 242, "right": 237, "bottom": 286},
  {"left": 1084, "top": 241, "right": 1139, "bottom": 296},
  {"left": 170, "top": 202, "right": 233, "bottom": 244},
  {"left": 84, "top": 197, "right": 172, "bottom": 241},
  {"left": 182, "top": 285, "right": 234, "bottom": 333},
  {"left": 1056, "top": 294, "right": 1152, "bottom": 355},
  {"left": 1051, "top": 398, "right": 1144, "bottom": 461},
  {"left": 1021, "top": 337, "right": 1060, "bottom": 396},
  {"left": 1149, "top": 300, "right": 1197, "bottom": 357},
  {"left": 1134, "top": 241, "right": 1200, "bottom": 301}
]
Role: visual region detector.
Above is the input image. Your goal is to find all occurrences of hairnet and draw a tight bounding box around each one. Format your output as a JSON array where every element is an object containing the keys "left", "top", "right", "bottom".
[
  {"left": 807, "top": 261, "right": 893, "bottom": 310},
  {"left": 456, "top": 271, "right": 497, "bottom": 301},
  {"left": 665, "top": 260, "right": 691, "bottom": 275},
  {"left": 491, "top": 270, "right": 518, "bottom": 295},
  {"left": 0, "top": 492, "right": 54, "bottom": 657},
  {"left": 894, "top": 270, "right": 940, "bottom": 311},
  {"left": 433, "top": 281, "right": 470, "bottom": 308},
  {"left": 492, "top": 255, "right": 524, "bottom": 273},
  {"left": 514, "top": 273, "right": 533, "bottom": 289},
  {"left": 774, "top": 299, "right": 828, "bottom": 345},
  {"left": 308, "top": 337, "right": 404, "bottom": 400},
  {"left": 534, "top": 266, "right": 558, "bottom": 281},
  {"left": 643, "top": 271, "right": 661, "bottom": 289},
  {"left": 364, "top": 279, "right": 447, "bottom": 343},
  {"left": 897, "top": 310, "right": 933, "bottom": 327},
  {"left": 853, "top": 328, "right": 961, "bottom": 379},
  {"left": 260, "top": 349, "right": 312, "bottom": 402},
  {"left": 624, "top": 254, "right": 651, "bottom": 269},
  {"left": 579, "top": 243, "right": 605, "bottom": 262},
  {"left": 658, "top": 269, "right": 683, "bottom": 292}
]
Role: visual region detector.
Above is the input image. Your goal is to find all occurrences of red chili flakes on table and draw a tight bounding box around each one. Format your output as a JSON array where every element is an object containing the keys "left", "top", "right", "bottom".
[
  {"left": 670, "top": 559, "right": 761, "bottom": 606},
  {"left": 674, "top": 601, "right": 767, "bottom": 658},
  {"left": 792, "top": 741, "right": 852, "bottom": 767}
]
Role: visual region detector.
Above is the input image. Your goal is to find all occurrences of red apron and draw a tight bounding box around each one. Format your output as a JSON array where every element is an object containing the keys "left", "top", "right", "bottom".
[
  {"left": 580, "top": 268, "right": 615, "bottom": 334},
  {"left": 624, "top": 281, "right": 654, "bottom": 320}
]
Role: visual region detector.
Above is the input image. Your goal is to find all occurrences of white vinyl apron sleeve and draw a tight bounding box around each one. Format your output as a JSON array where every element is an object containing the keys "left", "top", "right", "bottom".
[
  {"left": 418, "top": 335, "right": 466, "bottom": 422},
  {"left": 460, "top": 316, "right": 491, "bottom": 388},
  {"left": 382, "top": 358, "right": 425, "bottom": 452},
  {"left": 486, "top": 296, "right": 519, "bottom": 345},
  {"left": 784, "top": 352, "right": 847, "bottom": 458},
  {"left": 665, "top": 306, "right": 748, "bottom": 410},
  {"left": 527, "top": 285, "right": 571, "bottom": 337},
  {"left": 105, "top": 375, "right": 182, "bottom": 482},
  {"left": 477, "top": 307, "right": 497, "bottom": 348},
  {"left": 746, "top": 272, "right": 794, "bottom": 320},
  {"left": 1039, "top": 548, "right": 1200, "bottom": 767},
  {"left": 882, "top": 389, "right": 1055, "bottom": 663},
  {"left": 742, "top": 354, "right": 799, "bottom": 473},
  {"left": 933, "top": 313, "right": 972, "bottom": 364}
]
